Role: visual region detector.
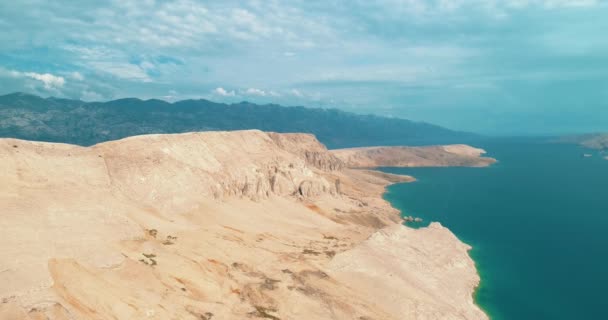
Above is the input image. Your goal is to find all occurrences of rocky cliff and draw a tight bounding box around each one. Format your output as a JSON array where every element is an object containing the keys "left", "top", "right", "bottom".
[
  {"left": 0, "top": 131, "right": 487, "bottom": 320},
  {"left": 268, "top": 132, "right": 344, "bottom": 171}
]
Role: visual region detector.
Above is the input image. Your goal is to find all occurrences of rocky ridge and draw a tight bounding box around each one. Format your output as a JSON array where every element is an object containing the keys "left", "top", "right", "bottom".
[
  {"left": 0, "top": 130, "right": 488, "bottom": 320},
  {"left": 331, "top": 144, "right": 497, "bottom": 168}
]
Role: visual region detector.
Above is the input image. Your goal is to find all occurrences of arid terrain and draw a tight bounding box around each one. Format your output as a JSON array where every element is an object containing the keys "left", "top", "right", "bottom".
[
  {"left": 331, "top": 144, "right": 496, "bottom": 168},
  {"left": 1, "top": 130, "right": 489, "bottom": 320}
]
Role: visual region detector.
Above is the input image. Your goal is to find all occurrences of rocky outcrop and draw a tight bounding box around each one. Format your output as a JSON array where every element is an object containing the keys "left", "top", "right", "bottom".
[
  {"left": 85, "top": 130, "right": 341, "bottom": 214},
  {"left": 331, "top": 144, "right": 497, "bottom": 168},
  {"left": 297, "top": 179, "right": 333, "bottom": 197},
  {"left": 0, "top": 131, "right": 487, "bottom": 320},
  {"left": 268, "top": 132, "right": 344, "bottom": 171}
]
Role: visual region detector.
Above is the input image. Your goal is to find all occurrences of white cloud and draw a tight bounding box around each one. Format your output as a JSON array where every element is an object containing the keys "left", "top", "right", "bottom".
[
  {"left": 139, "top": 61, "right": 155, "bottom": 71},
  {"left": 63, "top": 45, "right": 157, "bottom": 82},
  {"left": 62, "top": 45, "right": 121, "bottom": 61},
  {"left": 88, "top": 62, "right": 151, "bottom": 82},
  {"left": 241, "top": 88, "right": 281, "bottom": 97},
  {"left": 505, "top": 0, "right": 533, "bottom": 9},
  {"left": 0, "top": 67, "right": 19, "bottom": 78},
  {"left": 1, "top": 0, "right": 606, "bottom": 115},
  {"left": 437, "top": 0, "right": 463, "bottom": 11},
  {"left": 18, "top": 72, "right": 65, "bottom": 90},
  {"left": 70, "top": 71, "right": 84, "bottom": 81},
  {"left": 502, "top": 0, "right": 600, "bottom": 9},
  {"left": 214, "top": 87, "right": 235, "bottom": 96},
  {"left": 543, "top": 0, "right": 599, "bottom": 8},
  {"left": 245, "top": 88, "right": 267, "bottom": 96},
  {"left": 215, "top": 87, "right": 283, "bottom": 98},
  {"left": 290, "top": 89, "right": 303, "bottom": 97},
  {"left": 0, "top": 68, "right": 66, "bottom": 91},
  {"left": 163, "top": 89, "right": 179, "bottom": 101}
]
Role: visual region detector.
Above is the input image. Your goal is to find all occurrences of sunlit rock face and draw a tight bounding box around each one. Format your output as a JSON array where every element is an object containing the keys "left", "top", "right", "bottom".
[{"left": 0, "top": 130, "right": 486, "bottom": 320}]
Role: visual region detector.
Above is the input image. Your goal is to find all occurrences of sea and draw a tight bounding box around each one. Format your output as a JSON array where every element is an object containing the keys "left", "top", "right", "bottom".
[{"left": 381, "top": 137, "right": 608, "bottom": 320}]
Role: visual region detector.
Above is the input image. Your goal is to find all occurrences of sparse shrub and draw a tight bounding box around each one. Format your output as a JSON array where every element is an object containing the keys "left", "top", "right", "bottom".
[
  {"left": 162, "top": 235, "right": 177, "bottom": 245},
  {"left": 147, "top": 229, "right": 158, "bottom": 238},
  {"left": 140, "top": 253, "right": 157, "bottom": 266},
  {"left": 249, "top": 306, "right": 280, "bottom": 320}
]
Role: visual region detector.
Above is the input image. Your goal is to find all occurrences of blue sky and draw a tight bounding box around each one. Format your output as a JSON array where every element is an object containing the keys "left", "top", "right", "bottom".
[{"left": 1, "top": 0, "right": 606, "bottom": 135}]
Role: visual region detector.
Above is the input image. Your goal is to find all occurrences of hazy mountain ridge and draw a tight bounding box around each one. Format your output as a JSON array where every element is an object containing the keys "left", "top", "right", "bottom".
[
  {"left": 0, "top": 92, "right": 476, "bottom": 149},
  {"left": 560, "top": 133, "right": 608, "bottom": 151}
]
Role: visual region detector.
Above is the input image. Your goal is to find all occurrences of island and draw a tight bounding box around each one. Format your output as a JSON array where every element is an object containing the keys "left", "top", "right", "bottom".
[
  {"left": 560, "top": 133, "right": 608, "bottom": 160},
  {"left": 576, "top": 134, "right": 608, "bottom": 150}
]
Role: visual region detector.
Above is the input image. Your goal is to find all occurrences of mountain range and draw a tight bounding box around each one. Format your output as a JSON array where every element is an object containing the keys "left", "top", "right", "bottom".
[{"left": 0, "top": 92, "right": 476, "bottom": 148}]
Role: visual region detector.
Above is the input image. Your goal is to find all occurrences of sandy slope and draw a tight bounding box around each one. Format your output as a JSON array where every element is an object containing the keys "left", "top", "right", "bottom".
[{"left": 0, "top": 130, "right": 487, "bottom": 320}]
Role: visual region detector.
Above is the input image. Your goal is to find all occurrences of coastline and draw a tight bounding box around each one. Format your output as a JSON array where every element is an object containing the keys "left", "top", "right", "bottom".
[
  {"left": 469, "top": 248, "right": 496, "bottom": 320},
  {"left": 381, "top": 178, "right": 490, "bottom": 319},
  {"left": 1, "top": 131, "right": 488, "bottom": 319},
  {"left": 378, "top": 138, "right": 608, "bottom": 319}
]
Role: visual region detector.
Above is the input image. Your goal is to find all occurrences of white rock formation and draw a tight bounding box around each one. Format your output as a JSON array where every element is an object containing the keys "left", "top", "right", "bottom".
[{"left": 0, "top": 130, "right": 487, "bottom": 320}]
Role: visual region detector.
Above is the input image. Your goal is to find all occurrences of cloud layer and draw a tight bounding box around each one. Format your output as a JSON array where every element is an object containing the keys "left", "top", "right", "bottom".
[{"left": 0, "top": 0, "right": 607, "bottom": 134}]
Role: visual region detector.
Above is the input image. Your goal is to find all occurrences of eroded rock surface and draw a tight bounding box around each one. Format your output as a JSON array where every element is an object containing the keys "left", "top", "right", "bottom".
[{"left": 0, "top": 130, "right": 487, "bottom": 320}]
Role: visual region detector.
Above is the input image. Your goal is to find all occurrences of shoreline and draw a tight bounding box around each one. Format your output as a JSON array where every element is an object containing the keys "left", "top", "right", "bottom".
[
  {"left": 377, "top": 138, "right": 608, "bottom": 319},
  {"left": 470, "top": 249, "right": 496, "bottom": 320},
  {"left": 380, "top": 170, "right": 492, "bottom": 320},
  {"left": 1, "top": 132, "right": 489, "bottom": 319}
]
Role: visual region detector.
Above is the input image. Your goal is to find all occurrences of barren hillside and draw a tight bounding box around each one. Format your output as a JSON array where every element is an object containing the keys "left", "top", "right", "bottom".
[
  {"left": 331, "top": 144, "right": 496, "bottom": 168},
  {"left": 0, "top": 130, "right": 487, "bottom": 320}
]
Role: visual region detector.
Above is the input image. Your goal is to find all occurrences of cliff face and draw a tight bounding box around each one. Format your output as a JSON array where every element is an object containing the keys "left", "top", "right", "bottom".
[
  {"left": 331, "top": 144, "right": 497, "bottom": 168},
  {"left": 0, "top": 131, "right": 487, "bottom": 320},
  {"left": 268, "top": 132, "right": 345, "bottom": 171},
  {"left": 91, "top": 131, "right": 341, "bottom": 214}
]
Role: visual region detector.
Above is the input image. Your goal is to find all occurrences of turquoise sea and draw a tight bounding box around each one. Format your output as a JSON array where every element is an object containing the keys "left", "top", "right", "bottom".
[{"left": 381, "top": 138, "right": 608, "bottom": 320}]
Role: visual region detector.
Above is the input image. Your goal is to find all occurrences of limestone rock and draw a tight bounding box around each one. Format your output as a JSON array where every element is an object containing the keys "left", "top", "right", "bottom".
[
  {"left": 268, "top": 132, "right": 344, "bottom": 171},
  {"left": 0, "top": 130, "right": 486, "bottom": 320}
]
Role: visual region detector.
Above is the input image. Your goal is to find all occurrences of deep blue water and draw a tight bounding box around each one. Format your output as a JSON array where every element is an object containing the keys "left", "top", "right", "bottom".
[{"left": 381, "top": 138, "right": 608, "bottom": 320}]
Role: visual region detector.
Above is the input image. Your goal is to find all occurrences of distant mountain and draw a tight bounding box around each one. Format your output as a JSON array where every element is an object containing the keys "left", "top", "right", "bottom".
[
  {"left": 0, "top": 92, "right": 477, "bottom": 148},
  {"left": 559, "top": 133, "right": 608, "bottom": 151}
]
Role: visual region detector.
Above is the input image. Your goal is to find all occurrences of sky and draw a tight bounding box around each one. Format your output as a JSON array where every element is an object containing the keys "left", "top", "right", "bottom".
[{"left": 0, "top": 0, "right": 606, "bottom": 135}]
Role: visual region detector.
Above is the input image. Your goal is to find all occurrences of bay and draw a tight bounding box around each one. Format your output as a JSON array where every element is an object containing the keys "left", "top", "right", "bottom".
[{"left": 382, "top": 138, "right": 608, "bottom": 320}]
